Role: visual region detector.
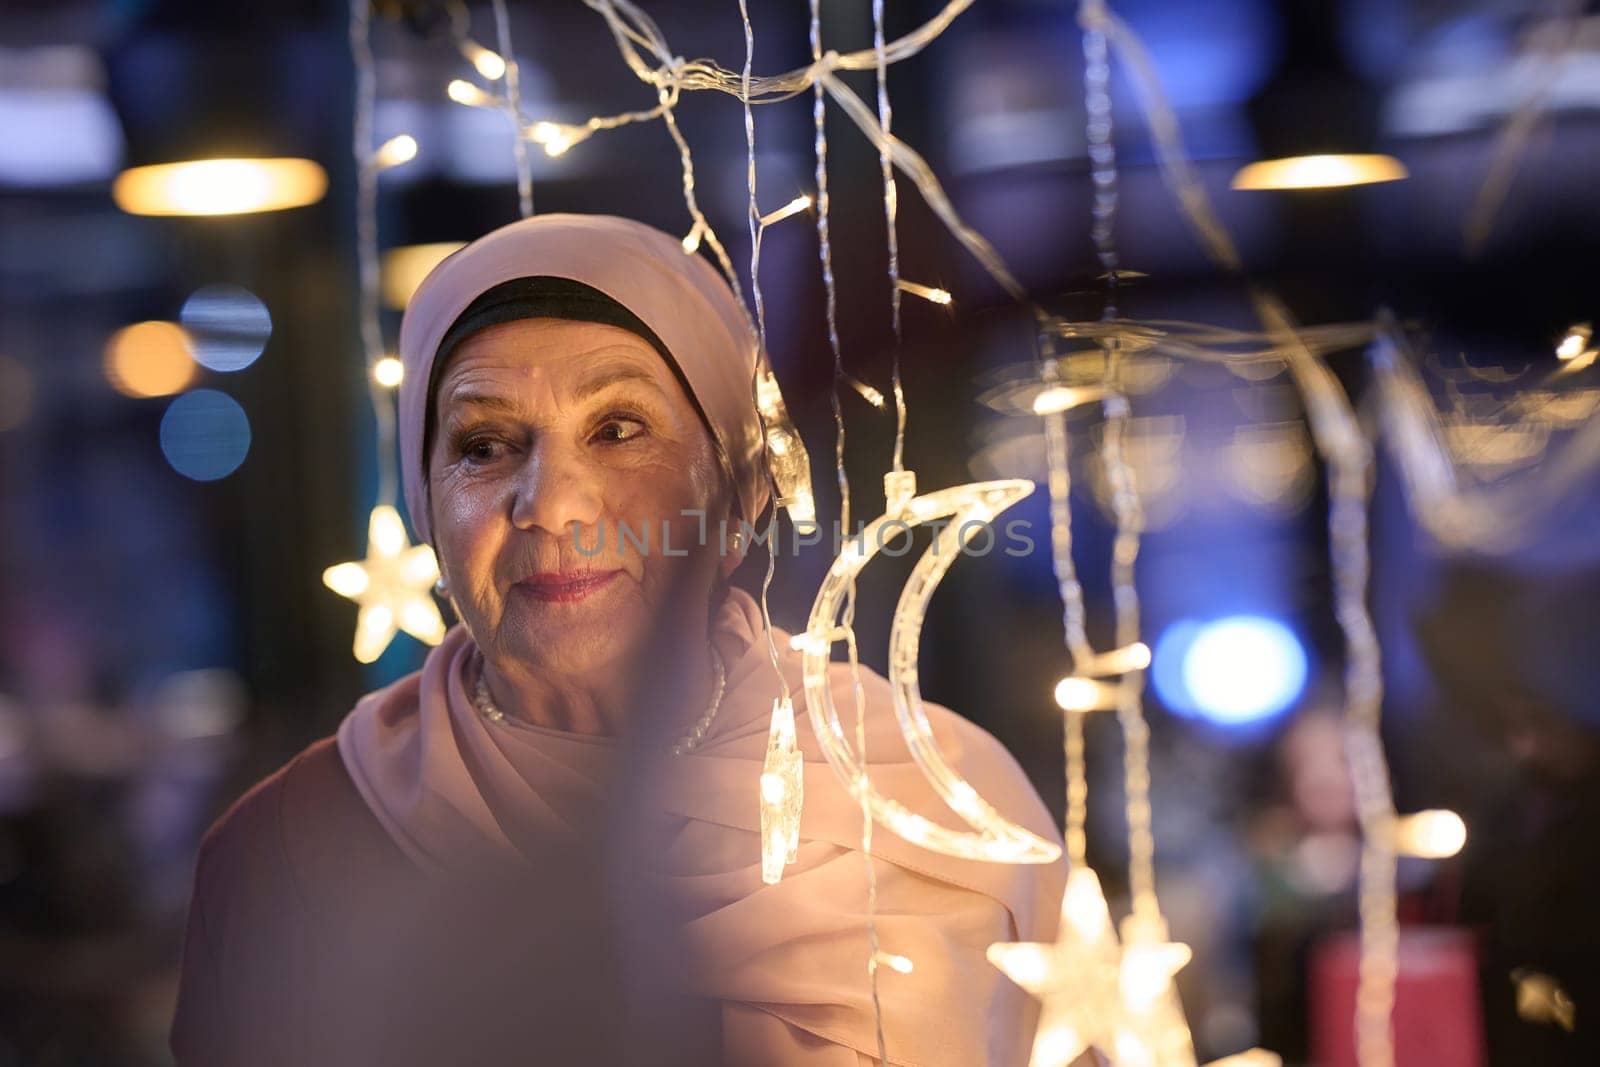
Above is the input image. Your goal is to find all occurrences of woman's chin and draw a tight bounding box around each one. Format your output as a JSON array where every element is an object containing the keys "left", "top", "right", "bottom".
[{"left": 498, "top": 591, "right": 649, "bottom": 672}]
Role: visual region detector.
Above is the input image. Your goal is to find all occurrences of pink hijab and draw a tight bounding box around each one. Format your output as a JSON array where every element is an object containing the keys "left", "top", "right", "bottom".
[
  {"left": 343, "top": 213, "right": 1066, "bottom": 1063},
  {"left": 396, "top": 212, "right": 770, "bottom": 545}
]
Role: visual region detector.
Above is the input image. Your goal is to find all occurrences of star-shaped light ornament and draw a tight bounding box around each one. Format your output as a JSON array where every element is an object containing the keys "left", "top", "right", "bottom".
[
  {"left": 988, "top": 867, "right": 1201, "bottom": 1067},
  {"left": 323, "top": 505, "right": 446, "bottom": 663}
]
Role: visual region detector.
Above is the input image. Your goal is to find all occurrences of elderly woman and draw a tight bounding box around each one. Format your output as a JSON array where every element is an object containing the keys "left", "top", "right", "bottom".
[{"left": 171, "top": 214, "right": 1064, "bottom": 1066}]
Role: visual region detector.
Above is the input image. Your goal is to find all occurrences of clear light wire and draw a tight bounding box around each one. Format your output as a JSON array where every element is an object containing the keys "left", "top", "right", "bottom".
[
  {"left": 1077, "top": 2, "right": 1402, "bottom": 1058},
  {"left": 873, "top": 0, "right": 908, "bottom": 473},
  {"left": 1465, "top": 0, "right": 1585, "bottom": 257},
  {"left": 490, "top": 0, "right": 533, "bottom": 217},
  {"left": 809, "top": 2, "right": 888, "bottom": 1057},
  {"left": 1080, "top": 0, "right": 1160, "bottom": 923},
  {"left": 734, "top": 0, "right": 792, "bottom": 714},
  {"left": 349, "top": 0, "right": 397, "bottom": 509}
]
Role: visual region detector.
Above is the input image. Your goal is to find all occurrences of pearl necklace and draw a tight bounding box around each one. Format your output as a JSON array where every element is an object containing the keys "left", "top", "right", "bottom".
[{"left": 470, "top": 646, "right": 727, "bottom": 756}]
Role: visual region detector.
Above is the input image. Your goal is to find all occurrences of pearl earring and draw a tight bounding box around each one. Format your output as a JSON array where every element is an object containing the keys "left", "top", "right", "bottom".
[{"left": 434, "top": 574, "right": 450, "bottom": 596}]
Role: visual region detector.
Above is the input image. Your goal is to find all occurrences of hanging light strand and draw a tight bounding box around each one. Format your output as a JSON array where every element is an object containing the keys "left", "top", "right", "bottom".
[
  {"left": 348, "top": 0, "right": 397, "bottom": 509},
  {"left": 532, "top": 1, "right": 1036, "bottom": 314},
  {"left": 489, "top": 0, "right": 533, "bottom": 217},
  {"left": 732, "top": 0, "right": 792, "bottom": 712},
  {"left": 810, "top": 2, "right": 889, "bottom": 1057},
  {"left": 1039, "top": 342, "right": 1094, "bottom": 871},
  {"left": 1075, "top": 2, "right": 1401, "bottom": 1058},
  {"left": 873, "top": 0, "right": 908, "bottom": 473},
  {"left": 1265, "top": 296, "right": 1398, "bottom": 1067},
  {"left": 1080, "top": 0, "right": 1162, "bottom": 924}
]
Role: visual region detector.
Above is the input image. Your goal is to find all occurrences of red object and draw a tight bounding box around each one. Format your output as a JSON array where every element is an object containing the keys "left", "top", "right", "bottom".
[{"left": 1310, "top": 927, "right": 1484, "bottom": 1067}]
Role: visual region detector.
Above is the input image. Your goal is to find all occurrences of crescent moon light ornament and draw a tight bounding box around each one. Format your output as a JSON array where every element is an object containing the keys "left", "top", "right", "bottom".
[{"left": 799, "top": 470, "right": 1063, "bottom": 864}]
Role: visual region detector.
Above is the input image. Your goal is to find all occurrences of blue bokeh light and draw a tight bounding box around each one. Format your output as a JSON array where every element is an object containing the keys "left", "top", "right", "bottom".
[
  {"left": 1153, "top": 615, "right": 1307, "bottom": 725},
  {"left": 160, "top": 389, "right": 251, "bottom": 481},
  {"left": 180, "top": 284, "right": 272, "bottom": 372}
]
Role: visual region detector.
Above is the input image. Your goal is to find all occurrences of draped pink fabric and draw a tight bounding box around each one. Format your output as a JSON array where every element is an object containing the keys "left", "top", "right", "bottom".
[{"left": 337, "top": 585, "right": 1065, "bottom": 1066}]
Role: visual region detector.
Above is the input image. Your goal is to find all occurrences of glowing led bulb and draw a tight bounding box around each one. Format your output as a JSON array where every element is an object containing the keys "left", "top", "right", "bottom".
[
  {"left": 681, "top": 221, "right": 704, "bottom": 253},
  {"left": 872, "top": 951, "right": 914, "bottom": 975},
  {"left": 1033, "top": 384, "right": 1108, "bottom": 415},
  {"left": 374, "top": 134, "right": 417, "bottom": 170},
  {"left": 759, "top": 697, "right": 804, "bottom": 884},
  {"left": 759, "top": 194, "right": 812, "bottom": 227},
  {"left": 373, "top": 356, "right": 404, "bottom": 388},
  {"left": 447, "top": 79, "right": 495, "bottom": 107},
  {"left": 1054, "top": 677, "right": 1119, "bottom": 712},
  {"left": 1556, "top": 323, "right": 1591, "bottom": 361},
  {"left": 459, "top": 39, "right": 506, "bottom": 80},
  {"left": 895, "top": 279, "right": 953, "bottom": 306},
  {"left": 754, "top": 366, "right": 816, "bottom": 528},
  {"left": 845, "top": 374, "right": 886, "bottom": 407},
  {"left": 1393, "top": 809, "right": 1466, "bottom": 858}
]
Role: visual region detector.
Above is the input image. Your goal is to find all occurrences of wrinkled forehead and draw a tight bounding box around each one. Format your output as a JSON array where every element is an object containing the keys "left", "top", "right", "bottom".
[{"left": 430, "top": 318, "right": 683, "bottom": 417}]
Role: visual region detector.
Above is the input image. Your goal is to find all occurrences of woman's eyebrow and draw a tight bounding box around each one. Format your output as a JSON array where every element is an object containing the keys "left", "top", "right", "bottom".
[
  {"left": 441, "top": 356, "right": 666, "bottom": 415},
  {"left": 572, "top": 362, "right": 665, "bottom": 400},
  {"left": 445, "top": 390, "right": 522, "bottom": 415}
]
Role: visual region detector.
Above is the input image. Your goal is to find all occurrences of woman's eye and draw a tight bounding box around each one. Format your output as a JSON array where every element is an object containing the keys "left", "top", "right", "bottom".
[
  {"left": 594, "top": 417, "right": 646, "bottom": 444},
  {"left": 459, "top": 435, "right": 504, "bottom": 464}
]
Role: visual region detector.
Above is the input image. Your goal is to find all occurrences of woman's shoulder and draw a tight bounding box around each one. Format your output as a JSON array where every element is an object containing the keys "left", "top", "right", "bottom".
[{"left": 195, "top": 734, "right": 410, "bottom": 903}]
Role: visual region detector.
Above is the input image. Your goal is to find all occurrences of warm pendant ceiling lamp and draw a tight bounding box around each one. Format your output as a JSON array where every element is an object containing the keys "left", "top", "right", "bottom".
[
  {"left": 1231, "top": 153, "right": 1407, "bottom": 191},
  {"left": 104, "top": 17, "right": 337, "bottom": 218},
  {"left": 113, "top": 157, "right": 327, "bottom": 216},
  {"left": 1236, "top": 1, "right": 1406, "bottom": 192}
]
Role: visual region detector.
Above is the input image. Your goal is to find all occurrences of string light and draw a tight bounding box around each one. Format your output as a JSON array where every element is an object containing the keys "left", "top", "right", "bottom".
[
  {"left": 1555, "top": 322, "right": 1591, "bottom": 361},
  {"left": 895, "top": 279, "right": 953, "bottom": 305},
  {"left": 1052, "top": 677, "right": 1120, "bottom": 713},
  {"left": 1464, "top": 4, "right": 1586, "bottom": 257},
  {"left": 446, "top": 78, "right": 497, "bottom": 108},
  {"left": 329, "top": 0, "right": 444, "bottom": 663},
  {"left": 1068, "top": 3, "right": 1414, "bottom": 1061},
  {"left": 755, "top": 368, "right": 816, "bottom": 523},
  {"left": 1393, "top": 809, "right": 1466, "bottom": 859},
  {"left": 349, "top": 2, "right": 1547, "bottom": 1061},
  {"left": 844, "top": 374, "right": 886, "bottom": 408},
  {"left": 873, "top": 951, "right": 914, "bottom": 975},
  {"left": 758, "top": 193, "right": 812, "bottom": 227},
  {"left": 1512, "top": 969, "right": 1577, "bottom": 1032},
  {"left": 446, "top": 0, "right": 507, "bottom": 80},
  {"left": 373, "top": 134, "right": 417, "bottom": 170},
  {"left": 759, "top": 697, "right": 804, "bottom": 885},
  {"left": 680, "top": 220, "right": 703, "bottom": 253},
  {"left": 373, "top": 355, "right": 404, "bottom": 388},
  {"left": 1033, "top": 383, "right": 1110, "bottom": 415},
  {"left": 489, "top": 0, "right": 532, "bottom": 218},
  {"left": 459, "top": 40, "right": 506, "bottom": 80}
]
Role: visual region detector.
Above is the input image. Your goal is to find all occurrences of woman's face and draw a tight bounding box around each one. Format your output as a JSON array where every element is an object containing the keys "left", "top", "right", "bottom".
[{"left": 427, "top": 317, "right": 735, "bottom": 678}]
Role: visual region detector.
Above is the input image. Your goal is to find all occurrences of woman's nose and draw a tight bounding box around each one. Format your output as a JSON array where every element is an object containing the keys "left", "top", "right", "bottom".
[{"left": 509, "top": 440, "right": 603, "bottom": 537}]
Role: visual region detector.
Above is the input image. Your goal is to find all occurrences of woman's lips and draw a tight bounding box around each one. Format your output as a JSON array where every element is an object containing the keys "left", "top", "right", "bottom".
[{"left": 513, "top": 569, "right": 623, "bottom": 603}]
